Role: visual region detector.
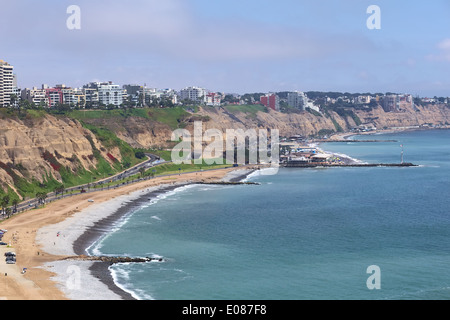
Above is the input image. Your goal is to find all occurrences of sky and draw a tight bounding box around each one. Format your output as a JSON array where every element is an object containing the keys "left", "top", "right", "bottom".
[{"left": 1, "top": 0, "right": 450, "bottom": 96}]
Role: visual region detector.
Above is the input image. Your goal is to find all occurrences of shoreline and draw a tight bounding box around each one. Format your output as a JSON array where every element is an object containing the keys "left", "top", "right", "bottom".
[
  {"left": 328, "top": 126, "right": 450, "bottom": 141},
  {"left": 93, "top": 169, "right": 256, "bottom": 300},
  {"left": 72, "top": 168, "right": 257, "bottom": 301},
  {"left": 313, "top": 127, "right": 450, "bottom": 165},
  {"left": 0, "top": 166, "right": 257, "bottom": 300},
  {"left": 73, "top": 183, "right": 190, "bottom": 301}
]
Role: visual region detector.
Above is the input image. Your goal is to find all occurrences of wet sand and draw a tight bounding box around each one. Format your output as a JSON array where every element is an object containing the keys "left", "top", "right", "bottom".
[{"left": 0, "top": 166, "right": 256, "bottom": 300}]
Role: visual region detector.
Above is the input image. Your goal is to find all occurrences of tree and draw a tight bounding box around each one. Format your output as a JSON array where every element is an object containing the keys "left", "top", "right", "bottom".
[
  {"left": 54, "top": 184, "right": 65, "bottom": 196},
  {"left": 139, "top": 167, "right": 146, "bottom": 178},
  {"left": 135, "top": 151, "right": 146, "bottom": 159},
  {"left": 1, "top": 195, "right": 10, "bottom": 215},
  {"left": 10, "top": 94, "right": 18, "bottom": 108},
  {"left": 36, "top": 192, "right": 48, "bottom": 205},
  {"left": 11, "top": 198, "right": 19, "bottom": 213},
  {"left": 5, "top": 207, "right": 12, "bottom": 219}
]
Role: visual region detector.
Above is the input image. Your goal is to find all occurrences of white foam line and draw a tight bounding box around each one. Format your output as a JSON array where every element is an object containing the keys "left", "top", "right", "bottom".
[
  {"left": 309, "top": 143, "right": 368, "bottom": 165},
  {"left": 35, "top": 182, "right": 189, "bottom": 300}
]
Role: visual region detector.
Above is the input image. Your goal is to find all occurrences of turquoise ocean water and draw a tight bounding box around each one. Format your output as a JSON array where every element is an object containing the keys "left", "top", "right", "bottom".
[{"left": 88, "top": 129, "right": 450, "bottom": 300}]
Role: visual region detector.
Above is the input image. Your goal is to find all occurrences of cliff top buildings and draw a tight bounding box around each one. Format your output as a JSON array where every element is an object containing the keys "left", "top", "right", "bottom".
[
  {"left": 260, "top": 93, "right": 280, "bottom": 111},
  {"left": 0, "top": 60, "right": 14, "bottom": 107}
]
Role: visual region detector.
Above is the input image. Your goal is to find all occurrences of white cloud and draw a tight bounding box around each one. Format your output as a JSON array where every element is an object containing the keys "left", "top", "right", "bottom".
[{"left": 426, "top": 38, "right": 450, "bottom": 62}]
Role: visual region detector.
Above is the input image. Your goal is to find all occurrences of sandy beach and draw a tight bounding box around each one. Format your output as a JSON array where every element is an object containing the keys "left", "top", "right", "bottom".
[{"left": 0, "top": 166, "right": 256, "bottom": 300}]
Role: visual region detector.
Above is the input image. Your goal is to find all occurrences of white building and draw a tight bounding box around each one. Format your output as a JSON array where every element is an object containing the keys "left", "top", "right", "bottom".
[
  {"left": 355, "top": 95, "right": 372, "bottom": 104},
  {"left": 178, "top": 86, "right": 207, "bottom": 103},
  {"left": 0, "top": 60, "right": 14, "bottom": 107},
  {"left": 21, "top": 87, "right": 49, "bottom": 106},
  {"left": 98, "top": 82, "right": 123, "bottom": 106},
  {"left": 205, "top": 92, "right": 222, "bottom": 106}
]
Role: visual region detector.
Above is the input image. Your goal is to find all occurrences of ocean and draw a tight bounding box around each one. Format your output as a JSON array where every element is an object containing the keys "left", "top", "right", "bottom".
[{"left": 87, "top": 129, "right": 450, "bottom": 300}]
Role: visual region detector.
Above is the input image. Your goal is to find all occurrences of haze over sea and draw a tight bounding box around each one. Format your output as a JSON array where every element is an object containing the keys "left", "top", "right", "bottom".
[{"left": 88, "top": 129, "right": 450, "bottom": 300}]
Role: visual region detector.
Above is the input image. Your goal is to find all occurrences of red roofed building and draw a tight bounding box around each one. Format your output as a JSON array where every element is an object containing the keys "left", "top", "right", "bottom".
[{"left": 260, "top": 93, "right": 280, "bottom": 111}]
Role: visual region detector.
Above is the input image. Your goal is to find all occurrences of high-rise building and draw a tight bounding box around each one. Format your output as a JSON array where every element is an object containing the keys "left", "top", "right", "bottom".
[
  {"left": 260, "top": 93, "right": 280, "bottom": 111},
  {"left": 287, "top": 91, "right": 307, "bottom": 110},
  {"left": 0, "top": 60, "right": 14, "bottom": 107}
]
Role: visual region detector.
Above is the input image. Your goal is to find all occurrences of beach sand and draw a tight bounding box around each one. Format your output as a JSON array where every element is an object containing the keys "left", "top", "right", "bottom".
[{"left": 0, "top": 166, "right": 256, "bottom": 300}]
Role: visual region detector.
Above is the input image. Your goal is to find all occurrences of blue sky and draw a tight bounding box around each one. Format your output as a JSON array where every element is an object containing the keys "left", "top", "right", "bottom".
[{"left": 1, "top": 0, "right": 450, "bottom": 96}]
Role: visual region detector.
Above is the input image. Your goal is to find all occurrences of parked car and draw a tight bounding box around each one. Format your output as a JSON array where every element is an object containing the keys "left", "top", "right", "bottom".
[
  {"left": 5, "top": 252, "right": 15, "bottom": 257},
  {"left": 0, "top": 242, "right": 7, "bottom": 246},
  {"left": 6, "top": 258, "right": 16, "bottom": 264}
]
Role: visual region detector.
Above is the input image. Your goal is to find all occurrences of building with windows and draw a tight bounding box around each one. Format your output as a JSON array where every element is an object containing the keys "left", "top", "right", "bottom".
[
  {"left": 179, "top": 86, "right": 207, "bottom": 103},
  {"left": 382, "top": 95, "right": 399, "bottom": 112},
  {"left": 45, "top": 87, "right": 63, "bottom": 108},
  {"left": 98, "top": 82, "right": 123, "bottom": 106},
  {"left": 260, "top": 93, "right": 280, "bottom": 111},
  {"left": 83, "top": 87, "right": 99, "bottom": 106},
  {"left": 21, "top": 87, "right": 49, "bottom": 106},
  {"left": 287, "top": 91, "right": 307, "bottom": 110},
  {"left": 0, "top": 60, "right": 14, "bottom": 107},
  {"left": 205, "top": 92, "right": 221, "bottom": 106}
]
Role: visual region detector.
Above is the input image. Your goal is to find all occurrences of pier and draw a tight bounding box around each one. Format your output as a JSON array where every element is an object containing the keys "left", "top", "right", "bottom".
[
  {"left": 61, "top": 255, "right": 164, "bottom": 264},
  {"left": 197, "top": 181, "right": 260, "bottom": 186},
  {"left": 314, "top": 139, "right": 398, "bottom": 143},
  {"left": 283, "top": 162, "right": 417, "bottom": 168}
]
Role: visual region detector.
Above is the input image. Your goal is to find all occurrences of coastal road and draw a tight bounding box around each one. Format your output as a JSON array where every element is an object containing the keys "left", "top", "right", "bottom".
[{"left": 7, "top": 153, "right": 169, "bottom": 215}]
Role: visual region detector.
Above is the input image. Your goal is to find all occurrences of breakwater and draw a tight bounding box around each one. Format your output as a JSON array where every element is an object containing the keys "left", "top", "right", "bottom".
[
  {"left": 283, "top": 162, "right": 417, "bottom": 168},
  {"left": 62, "top": 255, "right": 164, "bottom": 264},
  {"left": 198, "top": 181, "right": 260, "bottom": 186},
  {"left": 314, "top": 139, "right": 398, "bottom": 143}
]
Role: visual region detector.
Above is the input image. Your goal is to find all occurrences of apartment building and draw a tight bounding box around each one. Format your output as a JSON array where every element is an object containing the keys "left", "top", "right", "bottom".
[
  {"left": 260, "top": 93, "right": 280, "bottom": 111},
  {"left": 287, "top": 91, "right": 307, "bottom": 110},
  {"left": 98, "top": 82, "right": 123, "bottom": 106},
  {"left": 179, "top": 86, "right": 207, "bottom": 103},
  {"left": 21, "top": 87, "right": 49, "bottom": 106},
  {"left": 0, "top": 60, "right": 14, "bottom": 107}
]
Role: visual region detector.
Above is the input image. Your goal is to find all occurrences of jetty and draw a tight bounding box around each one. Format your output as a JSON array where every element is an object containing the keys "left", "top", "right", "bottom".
[
  {"left": 198, "top": 181, "right": 260, "bottom": 186},
  {"left": 283, "top": 162, "right": 417, "bottom": 168},
  {"left": 61, "top": 255, "right": 164, "bottom": 264},
  {"left": 314, "top": 139, "right": 398, "bottom": 143}
]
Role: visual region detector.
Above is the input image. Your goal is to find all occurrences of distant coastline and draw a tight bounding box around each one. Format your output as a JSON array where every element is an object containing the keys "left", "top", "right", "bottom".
[{"left": 327, "top": 125, "right": 450, "bottom": 141}]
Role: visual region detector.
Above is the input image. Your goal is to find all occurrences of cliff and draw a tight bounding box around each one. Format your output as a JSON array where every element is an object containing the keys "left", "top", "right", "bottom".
[{"left": 0, "top": 113, "right": 123, "bottom": 200}]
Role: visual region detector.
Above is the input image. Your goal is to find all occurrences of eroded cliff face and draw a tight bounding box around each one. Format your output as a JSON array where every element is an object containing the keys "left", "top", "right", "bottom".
[
  {"left": 79, "top": 116, "right": 175, "bottom": 149},
  {"left": 194, "top": 107, "right": 347, "bottom": 137},
  {"left": 354, "top": 103, "right": 450, "bottom": 129},
  {"left": 70, "top": 104, "right": 450, "bottom": 151},
  {"left": 0, "top": 115, "right": 119, "bottom": 194},
  {"left": 192, "top": 103, "right": 450, "bottom": 138}
]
